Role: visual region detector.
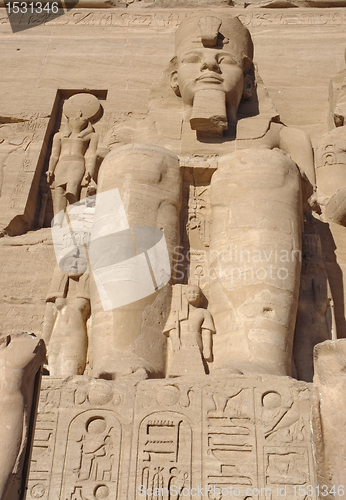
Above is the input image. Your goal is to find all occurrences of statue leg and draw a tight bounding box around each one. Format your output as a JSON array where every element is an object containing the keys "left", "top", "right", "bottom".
[
  {"left": 209, "top": 149, "right": 303, "bottom": 376},
  {"left": 90, "top": 144, "right": 181, "bottom": 379},
  {"left": 52, "top": 186, "right": 67, "bottom": 226}
]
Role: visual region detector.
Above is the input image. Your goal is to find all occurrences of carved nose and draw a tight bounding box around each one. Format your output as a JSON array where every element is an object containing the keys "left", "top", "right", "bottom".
[{"left": 201, "top": 57, "right": 220, "bottom": 72}]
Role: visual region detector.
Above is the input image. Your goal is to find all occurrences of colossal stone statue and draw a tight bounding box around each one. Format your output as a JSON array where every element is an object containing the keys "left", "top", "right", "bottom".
[
  {"left": 88, "top": 12, "right": 315, "bottom": 379},
  {"left": 169, "top": 12, "right": 315, "bottom": 377},
  {"left": 46, "top": 93, "right": 100, "bottom": 226},
  {"left": 0, "top": 332, "right": 45, "bottom": 500},
  {"left": 163, "top": 284, "right": 215, "bottom": 377}
]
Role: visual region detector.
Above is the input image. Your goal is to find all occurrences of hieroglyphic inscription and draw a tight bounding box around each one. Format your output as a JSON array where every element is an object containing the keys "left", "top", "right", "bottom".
[
  {"left": 2, "top": 9, "right": 346, "bottom": 27},
  {"left": 202, "top": 379, "right": 316, "bottom": 500},
  {"left": 186, "top": 184, "right": 210, "bottom": 248},
  {"left": 136, "top": 412, "right": 192, "bottom": 500},
  {"left": 256, "top": 385, "right": 313, "bottom": 499},
  {"left": 62, "top": 410, "right": 121, "bottom": 500},
  {"left": 27, "top": 381, "right": 61, "bottom": 500},
  {"left": 203, "top": 384, "right": 257, "bottom": 495}
]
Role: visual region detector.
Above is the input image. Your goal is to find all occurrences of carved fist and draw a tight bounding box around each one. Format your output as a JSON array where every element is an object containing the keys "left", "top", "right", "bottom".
[
  {"left": 203, "top": 348, "right": 212, "bottom": 362},
  {"left": 82, "top": 171, "right": 91, "bottom": 187},
  {"left": 46, "top": 171, "right": 54, "bottom": 184}
]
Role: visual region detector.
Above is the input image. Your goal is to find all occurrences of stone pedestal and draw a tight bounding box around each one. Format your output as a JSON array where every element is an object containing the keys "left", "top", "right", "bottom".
[{"left": 28, "top": 374, "right": 317, "bottom": 500}]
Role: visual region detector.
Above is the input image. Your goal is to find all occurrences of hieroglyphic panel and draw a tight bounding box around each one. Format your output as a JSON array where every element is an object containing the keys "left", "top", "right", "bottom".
[
  {"left": 131, "top": 380, "right": 203, "bottom": 500},
  {"left": 202, "top": 376, "right": 316, "bottom": 500},
  {"left": 27, "top": 379, "right": 62, "bottom": 500},
  {"left": 28, "top": 376, "right": 316, "bottom": 500},
  {"left": 136, "top": 412, "right": 192, "bottom": 500},
  {"left": 28, "top": 376, "right": 135, "bottom": 500},
  {"left": 255, "top": 381, "right": 315, "bottom": 500},
  {"left": 203, "top": 381, "right": 258, "bottom": 498},
  {"left": 61, "top": 410, "right": 121, "bottom": 500}
]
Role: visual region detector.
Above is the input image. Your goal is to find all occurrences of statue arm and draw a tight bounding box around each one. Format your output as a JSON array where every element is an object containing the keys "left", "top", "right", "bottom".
[
  {"left": 324, "top": 187, "right": 346, "bottom": 225},
  {"left": 46, "top": 133, "right": 61, "bottom": 183},
  {"left": 84, "top": 132, "right": 99, "bottom": 183},
  {"left": 167, "top": 328, "right": 181, "bottom": 351},
  {"left": 201, "top": 310, "right": 215, "bottom": 361},
  {"left": 202, "top": 329, "right": 212, "bottom": 361},
  {"left": 278, "top": 125, "right": 316, "bottom": 189},
  {"left": 42, "top": 301, "right": 57, "bottom": 349}
]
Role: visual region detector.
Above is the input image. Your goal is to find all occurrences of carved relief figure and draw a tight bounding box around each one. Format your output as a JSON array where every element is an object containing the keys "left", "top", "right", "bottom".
[
  {"left": 62, "top": 412, "right": 121, "bottom": 500},
  {"left": 0, "top": 125, "right": 30, "bottom": 197},
  {"left": 0, "top": 332, "right": 45, "bottom": 500},
  {"left": 46, "top": 93, "right": 100, "bottom": 225},
  {"left": 163, "top": 284, "right": 215, "bottom": 377},
  {"left": 168, "top": 12, "right": 315, "bottom": 376},
  {"left": 42, "top": 263, "right": 90, "bottom": 378}
]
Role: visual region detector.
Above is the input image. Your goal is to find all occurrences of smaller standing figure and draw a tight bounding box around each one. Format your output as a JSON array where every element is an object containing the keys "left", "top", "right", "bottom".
[
  {"left": 163, "top": 284, "right": 215, "bottom": 377},
  {"left": 0, "top": 332, "right": 45, "bottom": 500},
  {"left": 46, "top": 93, "right": 100, "bottom": 226},
  {"left": 42, "top": 260, "right": 90, "bottom": 378}
]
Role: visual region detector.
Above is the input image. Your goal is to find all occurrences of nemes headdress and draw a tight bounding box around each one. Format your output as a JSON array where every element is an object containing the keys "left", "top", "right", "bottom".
[{"left": 175, "top": 12, "right": 254, "bottom": 72}]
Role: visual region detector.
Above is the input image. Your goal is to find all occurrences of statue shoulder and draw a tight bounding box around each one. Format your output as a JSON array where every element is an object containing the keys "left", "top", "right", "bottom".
[{"left": 274, "top": 122, "right": 315, "bottom": 188}]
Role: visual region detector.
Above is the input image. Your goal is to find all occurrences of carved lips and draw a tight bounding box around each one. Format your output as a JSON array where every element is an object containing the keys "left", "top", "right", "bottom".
[{"left": 196, "top": 73, "right": 224, "bottom": 84}]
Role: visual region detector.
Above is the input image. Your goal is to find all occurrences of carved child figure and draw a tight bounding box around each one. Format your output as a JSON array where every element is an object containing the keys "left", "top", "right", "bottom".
[
  {"left": 163, "top": 285, "right": 215, "bottom": 377},
  {"left": 42, "top": 261, "right": 90, "bottom": 378},
  {"left": 46, "top": 93, "right": 100, "bottom": 225}
]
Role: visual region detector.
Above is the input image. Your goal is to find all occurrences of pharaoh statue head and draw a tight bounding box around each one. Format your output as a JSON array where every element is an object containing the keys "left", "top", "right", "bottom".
[{"left": 170, "top": 12, "right": 255, "bottom": 137}]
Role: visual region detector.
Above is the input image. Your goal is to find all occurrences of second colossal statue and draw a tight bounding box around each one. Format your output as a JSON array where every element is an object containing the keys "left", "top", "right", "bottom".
[{"left": 89, "top": 12, "right": 315, "bottom": 379}]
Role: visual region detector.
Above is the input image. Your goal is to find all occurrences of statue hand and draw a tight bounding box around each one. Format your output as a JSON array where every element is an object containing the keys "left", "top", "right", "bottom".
[
  {"left": 203, "top": 348, "right": 212, "bottom": 362},
  {"left": 170, "top": 330, "right": 181, "bottom": 351},
  {"left": 46, "top": 171, "right": 53, "bottom": 184},
  {"left": 82, "top": 171, "right": 91, "bottom": 187}
]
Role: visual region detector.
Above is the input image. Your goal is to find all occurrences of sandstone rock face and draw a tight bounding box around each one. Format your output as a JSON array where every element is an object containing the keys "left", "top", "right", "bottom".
[{"left": 0, "top": 1, "right": 346, "bottom": 497}]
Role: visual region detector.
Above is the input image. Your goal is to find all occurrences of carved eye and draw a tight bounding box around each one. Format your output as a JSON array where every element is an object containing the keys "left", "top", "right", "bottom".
[
  {"left": 218, "top": 54, "right": 237, "bottom": 65},
  {"left": 181, "top": 53, "right": 201, "bottom": 64}
]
